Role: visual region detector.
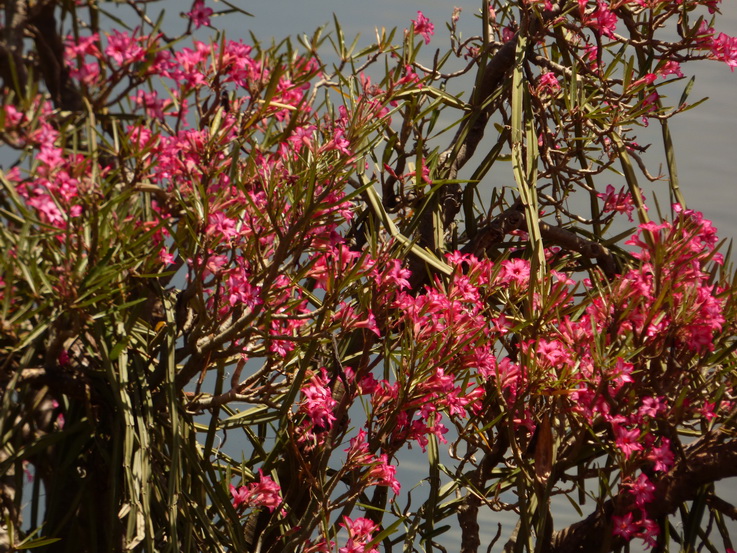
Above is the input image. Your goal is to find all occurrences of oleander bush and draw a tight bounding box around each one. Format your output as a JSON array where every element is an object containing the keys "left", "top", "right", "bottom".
[{"left": 1, "top": 1, "right": 736, "bottom": 552}]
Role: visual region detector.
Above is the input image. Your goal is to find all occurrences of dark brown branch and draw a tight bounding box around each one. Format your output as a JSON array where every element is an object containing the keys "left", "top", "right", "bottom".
[
  {"left": 462, "top": 200, "right": 526, "bottom": 257},
  {"left": 404, "top": 4, "right": 567, "bottom": 290},
  {"left": 28, "top": 4, "right": 81, "bottom": 111},
  {"left": 462, "top": 201, "right": 619, "bottom": 277},
  {"left": 0, "top": 0, "right": 31, "bottom": 94},
  {"left": 549, "top": 431, "right": 737, "bottom": 553},
  {"left": 705, "top": 493, "right": 737, "bottom": 520}
]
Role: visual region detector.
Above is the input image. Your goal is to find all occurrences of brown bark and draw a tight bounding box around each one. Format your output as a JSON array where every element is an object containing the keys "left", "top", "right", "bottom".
[
  {"left": 0, "top": 0, "right": 82, "bottom": 111},
  {"left": 549, "top": 431, "right": 737, "bottom": 553}
]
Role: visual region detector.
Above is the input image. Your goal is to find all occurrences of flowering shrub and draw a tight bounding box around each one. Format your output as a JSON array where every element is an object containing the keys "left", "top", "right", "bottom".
[{"left": 1, "top": 1, "right": 736, "bottom": 552}]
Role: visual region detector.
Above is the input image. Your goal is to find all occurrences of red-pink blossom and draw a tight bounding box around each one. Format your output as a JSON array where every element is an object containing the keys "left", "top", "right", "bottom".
[
  {"left": 609, "top": 357, "right": 635, "bottom": 391},
  {"left": 658, "top": 60, "right": 684, "bottom": 78},
  {"left": 158, "top": 248, "right": 174, "bottom": 265},
  {"left": 597, "top": 184, "right": 640, "bottom": 221},
  {"left": 612, "top": 511, "right": 638, "bottom": 540},
  {"left": 412, "top": 11, "right": 435, "bottom": 45},
  {"left": 367, "top": 454, "right": 401, "bottom": 493},
  {"left": 637, "top": 514, "right": 660, "bottom": 548},
  {"left": 647, "top": 438, "right": 675, "bottom": 472},
  {"left": 710, "top": 32, "right": 737, "bottom": 70},
  {"left": 105, "top": 30, "right": 145, "bottom": 67},
  {"left": 536, "top": 72, "right": 560, "bottom": 96},
  {"left": 187, "top": 0, "right": 213, "bottom": 29},
  {"left": 582, "top": 2, "right": 618, "bottom": 38},
  {"left": 3, "top": 105, "right": 23, "bottom": 127},
  {"left": 613, "top": 424, "right": 643, "bottom": 459},
  {"left": 638, "top": 396, "right": 665, "bottom": 419},
  {"left": 230, "top": 470, "right": 282, "bottom": 512},
  {"left": 339, "top": 516, "right": 380, "bottom": 553},
  {"left": 300, "top": 369, "right": 338, "bottom": 430},
  {"left": 499, "top": 258, "right": 531, "bottom": 287},
  {"left": 627, "top": 473, "right": 655, "bottom": 507}
]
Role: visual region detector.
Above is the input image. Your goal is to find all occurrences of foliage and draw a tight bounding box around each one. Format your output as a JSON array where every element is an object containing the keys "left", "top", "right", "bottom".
[{"left": 1, "top": 0, "right": 736, "bottom": 552}]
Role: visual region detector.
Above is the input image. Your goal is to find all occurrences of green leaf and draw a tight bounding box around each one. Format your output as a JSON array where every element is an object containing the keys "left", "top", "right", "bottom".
[{"left": 15, "top": 537, "right": 63, "bottom": 549}]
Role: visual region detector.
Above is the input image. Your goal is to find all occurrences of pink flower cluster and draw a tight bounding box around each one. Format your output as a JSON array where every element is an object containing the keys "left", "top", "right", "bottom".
[
  {"left": 298, "top": 368, "right": 339, "bottom": 439},
  {"left": 698, "top": 20, "right": 737, "bottom": 70},
  {"left": 597, "top": 184, "right": 642, "bottom": 221},
  {"left": 344, "top": 430, "right": 401, "bottom": 494},
  {"left": 411, "top": 11, "right": 434, "bottom": 45},
  {"left": 580, "top": 1, "right": 618, "bottom": 39},
  {"left": 186, "top": 0, "right": 213, "bottom": 29},
  {"left": 339, "top": 516, "right": 380, "bottom": 553},
  {"left": 230, "top": 469, "right": 282, "bottom": 512}
]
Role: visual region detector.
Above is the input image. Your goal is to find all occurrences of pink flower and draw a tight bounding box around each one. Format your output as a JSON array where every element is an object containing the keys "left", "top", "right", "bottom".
[
  {"left": 638, "top": 396, "right": 665, "bottom": 418},
  {"left": 368, "top": 454, "right": 401, "bottom": 494},
  {"left": 658, "top": 60, "right": 683, "bottom": 78},
  {"left": 341, "top": 516, "right": 378, "bottom": 539},
  {"left": 3, "top": 104, "right": 23, "bottom": 127},
  {"left": 412, "top": 11, "right": 434, "bottom": 45},
  {"left": 583, "top": 2, "right": 617, "bottom": 38},
  {"left": 597, "top": 184, "right": 639, "bottom": 222},
  {"left": 51, "top": 399, "right": 65, "bottom": 430},
  {"left": 377, "top": 259, "right": 411, "bottom": 291},
  {"left": 627, "top": 473, "right": 655, "bottom": 508},
  {"left": 648, "top": 439, "right": 674, "bottom": 472},
  {"left": 535, "top": 339, "right": 570, "bottom": 368},
  {"left": 158, "top": 248, "right": 174, "bottom": 265},
  {"left": 502, "top": 26, "right": 516, "bottom": 43},
  {"left": 300, "top": 369, "right": 338, "bottom": 430},
  {"left": 65, "top": 33, "right": 101, "bottom": 59},
  {"left": 710, "top": 32, "right": 737, "bottom": 71},
  {"left": 226, "top": 269, "right": 261, "bottom": 308},
  {"left": 187, "top": 0, "right": 213, "bottom": 29},
  {"left": 609, "top": 357, "right": 634, "bottom": 391},
  {"left": 612, "top": 511, "right": 637, "bottom": 540},
  {"left": 628, "top": 73, "right": 657, "bottom": 91},
  {"left": 230, "top": 470, "right": 282, "bottom": 512},
  {"left": 245, "top": 472, "right": 282, "bottom": 512},
  {"left": 105, "top": 30, "right": 145, "bottom": 67},
  {"left": 326, "top": 129, "right": 351, "bottom": 156},
  {"left": 28, "top": 194, "right": 65, "bottom": 226},
  {"left": 613, "top": 424, "right": 642, "bottom": 459},
  {"left": 340, "top": 516, "right": 380, "bottom": 553},
  {"left": 207, "top": 212, "right": 239, "bottom": 241},
  {"left": 704, "top": 0, "right": 721, "bottom": 14},
  {"left": 637, "top": 515, "right": 660, "bottom": 548},
  {"left": 700, "top": 401, "right": 718, "bottom": 421},
  {"left": 132, "top": 90, "right": 169, "bottom": 119},
  {"left": 230, "top": 483, "right": 249, "bottom": 508},
  {"left": 499, "top": 258, "right": 530, "bottom": 287},
  {"left": 536, "top": 72, "right": 560, "bottom": 96}
]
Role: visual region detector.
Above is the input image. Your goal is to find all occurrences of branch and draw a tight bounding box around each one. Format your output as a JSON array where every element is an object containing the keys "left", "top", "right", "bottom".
[
  {"left": 0, "top": 0, "right": 31, "bottom": 94},
  {"left": 403, "top": 4, "right": 565, "bottom": 288},
  {"left": 549, "top": 431, "right": 737, "bottom": 553},
  {"left": 463, "top": 201, "right": 619, "bottom": 277},
  {"left": 0, "top": 1, "right": 83, "bottom": 111}
]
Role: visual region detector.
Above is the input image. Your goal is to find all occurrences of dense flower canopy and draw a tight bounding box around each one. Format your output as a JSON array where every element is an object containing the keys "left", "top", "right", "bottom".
[{"left": 0, "top": 1, "right": 736, "bottom": 552}]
